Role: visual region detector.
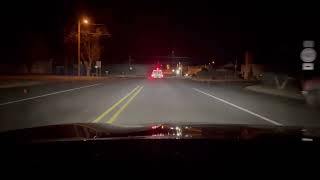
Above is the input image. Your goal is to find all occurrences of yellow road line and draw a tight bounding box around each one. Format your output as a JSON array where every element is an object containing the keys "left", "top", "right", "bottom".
[
  {"left": 107, "top": 86, "right": 144, "bottom": 124},
  {"left": 92, "top": 86, "right": 140, "bottom": 123}
]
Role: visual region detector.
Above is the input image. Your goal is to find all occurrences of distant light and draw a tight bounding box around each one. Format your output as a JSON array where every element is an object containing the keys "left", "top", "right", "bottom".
[
  {"left": 151, "top": 125, "right": 159, "bottom": 129},
  {"left": 179, "top": 67, "right": 182, "bottom": 70},
  {"left": 176, "top": 69, "right": 180, "bottom": 75},
  {"left": 129, "top": 66, "right": 133, "bottom": 70},
  {"left": 176, "top": 126, "right": 182, "bottom": 137},
  {"left": 185, "top": 73, "right": 188, "bottom": 77},
  {"left": 172, "top": 69, "right": 175, "bottom": 72},
  {"left": 212, "top": 61, "right": 215, "bottom": 64},
  {"left": 156, "top": 67, "right": 159, "bottom": 70},
  {"left": 83, "top": 19, "right": 89, "bottom": 24},
  {"left": 94, "top": 65, "right": 98, "bottom": 68}
]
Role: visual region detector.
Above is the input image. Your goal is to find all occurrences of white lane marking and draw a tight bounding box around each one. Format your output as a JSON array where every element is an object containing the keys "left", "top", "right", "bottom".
[
  {"left": 193, "top": 88, "right": 283, "bottom": 126},
  {"left": 0, "top": 83, "right": 102, "bottom": 106}
]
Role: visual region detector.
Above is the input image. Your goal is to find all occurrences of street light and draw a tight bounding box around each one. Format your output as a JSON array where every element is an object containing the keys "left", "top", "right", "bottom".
[
  {"left": 83, "top": 19, "right": 89, "bottom": 24},
  {"left": 77, "top": 18, "right": 89, "bottom": 76},
  {"left": 77, "top": 18, "right": 110, "bottom": 76}
]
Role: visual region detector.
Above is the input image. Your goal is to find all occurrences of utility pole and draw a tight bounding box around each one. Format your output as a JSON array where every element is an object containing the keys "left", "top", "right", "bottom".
[{"left": 76, "top": 17, "right": 109, "bottom": 76}]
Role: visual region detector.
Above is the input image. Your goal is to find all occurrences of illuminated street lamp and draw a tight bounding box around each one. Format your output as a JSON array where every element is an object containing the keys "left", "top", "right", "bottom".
[
  {"left": 77, "top": 18, "right": 110, "bottom": 76},
  {"left": 78, "top": 18, "right": 89, "bottom": 76},
  {"left": 83, "top": 19, "right": 89, "bottom": 24}
]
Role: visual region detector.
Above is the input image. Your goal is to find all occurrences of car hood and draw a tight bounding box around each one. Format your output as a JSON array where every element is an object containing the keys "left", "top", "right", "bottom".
[{"left": 1, "top": 123, "right": 319, "bottom": 143}]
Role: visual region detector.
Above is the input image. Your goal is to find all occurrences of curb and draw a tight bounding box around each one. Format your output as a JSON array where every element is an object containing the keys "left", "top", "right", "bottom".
[
  {"left": 0, "top": 81, "right": 46, "bottom": 89},
  {"left": 245, "top": 85, "right": 304, "bottom": 100},
  {"left": 189, "top": 78, "right": 257, "bottom": 83}
]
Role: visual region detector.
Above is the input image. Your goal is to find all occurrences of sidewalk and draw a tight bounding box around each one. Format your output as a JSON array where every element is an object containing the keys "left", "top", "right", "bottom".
[
  {"left": 0, "top": 75, "right": 112, "bottom": 81},
  {"left": 245, "top": 85, "right": 304, "bottom": 100},
  {"left": 0, "top": 75, "right": 112, "bottom": 89},
  {"left": 0, "top": 80, "right": 45, "bottom": 88},
  {"left": 0, "top": 75, "right": 147, "bottom": 89},
  {"left": 190, "top": 77, "right": 256, "bottom": 83}
]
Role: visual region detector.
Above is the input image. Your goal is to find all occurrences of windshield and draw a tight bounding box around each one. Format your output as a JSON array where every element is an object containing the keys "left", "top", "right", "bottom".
[{"left": 1, "top": 1, "right": 320, "bottom": 134}]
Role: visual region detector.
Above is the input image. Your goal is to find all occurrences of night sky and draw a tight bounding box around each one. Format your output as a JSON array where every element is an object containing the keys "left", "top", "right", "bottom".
[{"left": 1, "top": 0, "right": 320, "bottom": 69}]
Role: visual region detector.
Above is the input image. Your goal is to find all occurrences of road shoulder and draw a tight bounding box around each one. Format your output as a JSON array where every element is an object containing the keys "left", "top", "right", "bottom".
[{"left": 245, "top": 85, "right": 304, "bottom": 100}]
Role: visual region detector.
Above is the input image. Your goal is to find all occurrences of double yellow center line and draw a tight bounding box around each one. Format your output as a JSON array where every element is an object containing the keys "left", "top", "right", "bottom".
[{"left": 93, "top": 85, "right": 144, "bottom": 124}]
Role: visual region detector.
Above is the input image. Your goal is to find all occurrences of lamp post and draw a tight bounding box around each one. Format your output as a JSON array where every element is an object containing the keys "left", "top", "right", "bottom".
[
  {"left": 77, "top": 18, "right": 110, "bottom": 76},
  {"left": 78, "top": 18, "right": 89, "bottom": 76}
]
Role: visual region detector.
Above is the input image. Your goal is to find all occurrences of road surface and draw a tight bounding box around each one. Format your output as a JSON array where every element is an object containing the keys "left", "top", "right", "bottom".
[{"left": 0, "top": 78, "right": 320, "bottom": 132}]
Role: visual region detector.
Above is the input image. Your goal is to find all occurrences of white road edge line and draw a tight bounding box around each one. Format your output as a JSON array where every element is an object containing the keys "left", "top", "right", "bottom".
[
  {"left": 193, "top": 88, "right": 283, "bottom": 126},
  {"left": 0, "top": 83, "right": 102, "bottom": 106}
]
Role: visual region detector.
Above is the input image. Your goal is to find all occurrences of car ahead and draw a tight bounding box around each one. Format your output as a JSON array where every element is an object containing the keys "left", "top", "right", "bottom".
[
  {"left": 1, "top": 123, "right": 320, "bottom": 169},
  {"left": 151, "top": 68, "right": 163, "bottom": 78}
]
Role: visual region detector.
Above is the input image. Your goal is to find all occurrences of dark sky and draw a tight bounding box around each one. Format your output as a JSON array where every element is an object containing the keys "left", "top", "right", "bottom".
[{"left": 1, "top": 0, "right": 320, "bottom": 67}]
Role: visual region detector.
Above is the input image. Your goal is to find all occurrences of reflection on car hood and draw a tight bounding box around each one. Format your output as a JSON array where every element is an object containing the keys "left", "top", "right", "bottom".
[{"left": 1, "top": 123, "right": 320, "bottom": 143}]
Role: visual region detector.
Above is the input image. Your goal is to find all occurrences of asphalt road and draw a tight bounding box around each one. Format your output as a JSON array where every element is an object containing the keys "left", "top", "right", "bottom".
[{"left": 0, "top": 78, "right": 320, "bottom": 132}]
